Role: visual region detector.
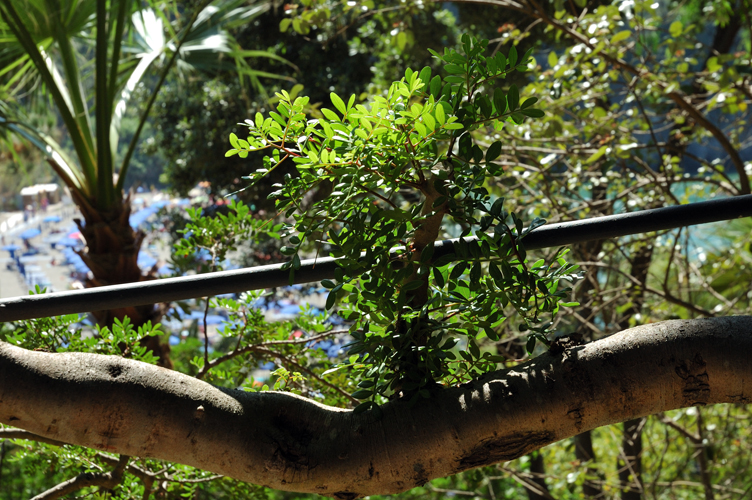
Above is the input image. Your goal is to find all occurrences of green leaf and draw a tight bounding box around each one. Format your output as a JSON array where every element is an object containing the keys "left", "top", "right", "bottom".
[
  {"left": 435, "top": 104, "right": 446, "bottom": 125},
  {"left": 521, "top": 97, "right": 538, "bottom": 109},
  {"left": 526, "top": 335, "right": 536, "bottom": 354},
  {"left": 418, "top": 66, "right": 432, "bottom": 86},
  {"left": 493, "top": 88, "right": 507, "bottom": 114},
  {"left": 669, "top": 21, "right": 683, "bottom": 37},
  {"left": 469, "top": 340, "right": 480, "bottom": 359},
  {"left": 321, "top": 108, "right": 340, "bottom": 121},
  {"left": 396, "top": 31, "right": 408, "bottom": 51},
  {"left": 330, "top": 93, "right": 347, "bottom": 115},
  {"left": 325, "top": 291, "right": 337, "bottom": 310},
  {"left": 402, "top": 280, "right": 424, "bottom": 291},
  {"left": 486, "top": 141, "right": 502, "bottom": 163},
  {"left": 585, "top": 145, "right": 607, "bottom": 164},
  {"left": 547, "top": 51, "right": 558, "bottom": 68},
  {"left": 507, "top": 84, "right": 519, "bottom": 111},
  {"left": 430, "top": 75, "right": 442, "bottom": 97},
  {"left": 354, "top": 402, "right": 374, "bottom": 413},
  {"left": 508, "top": 45, "right": 518, "bottom": 68},
  {"left": 445, "top": 63, "right": 465, "bottom": 75},
  {"left": 351, "top": 389, "right": 373, "bottom": 399},
  {"left": 520, "top": 108, "right": 545, "bottom": 118},
  {"left": 433, "top": 267, "right": 445, "bottom": 288},
  {"left": 611, "top": 31, "right": 631, "bottom": 44}
]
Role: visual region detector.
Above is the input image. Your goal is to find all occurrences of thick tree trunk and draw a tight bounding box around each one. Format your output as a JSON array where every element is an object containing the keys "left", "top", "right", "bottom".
[
  {"left": 1, "top": 316, "right": 751, "bottom": 498},
  {"left": 72, "top": 191, "right": 161, "bottom": 326},
  {"left": 71, "top": 191, "right": 170, "bottom": 367}
]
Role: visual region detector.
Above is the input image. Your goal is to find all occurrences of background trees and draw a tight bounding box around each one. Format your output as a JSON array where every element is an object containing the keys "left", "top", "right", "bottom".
[
  {"left": 0, "top": 0, "right": 286, "bottom": 326},
  {"left": 1, "top": 0, "right": 751, "bottom": 498}
]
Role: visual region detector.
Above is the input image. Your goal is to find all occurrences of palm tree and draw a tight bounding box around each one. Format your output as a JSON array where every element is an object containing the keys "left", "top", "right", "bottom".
[{"left": 0, "top": 0, "right": 290, "bottom": 326}]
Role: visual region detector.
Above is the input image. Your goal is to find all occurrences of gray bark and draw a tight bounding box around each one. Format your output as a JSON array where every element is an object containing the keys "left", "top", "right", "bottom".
[{"left": 1, "top": 316, "right": 751, "bottom": 498}]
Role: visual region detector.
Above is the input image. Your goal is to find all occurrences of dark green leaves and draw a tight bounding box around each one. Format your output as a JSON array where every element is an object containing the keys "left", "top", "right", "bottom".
[
  {"left": 486, "top": 141, "right": 502, "bottom": 163},
  {"left": 228, "top": 33, "right": 569, "bottom": 402},
  {"left": 508, "top": 84, "right": 519, "bottom": 112}
]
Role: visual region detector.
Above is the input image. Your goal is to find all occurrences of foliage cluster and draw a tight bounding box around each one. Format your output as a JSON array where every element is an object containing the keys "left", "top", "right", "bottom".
[{"left": 228, "top": 35, "right": 581, "bottom": 407}]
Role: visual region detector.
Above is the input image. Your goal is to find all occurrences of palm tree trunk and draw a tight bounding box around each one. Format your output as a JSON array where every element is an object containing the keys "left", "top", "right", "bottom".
[{"left": 72, "top": 190, "right": 171, "bottom": 367}]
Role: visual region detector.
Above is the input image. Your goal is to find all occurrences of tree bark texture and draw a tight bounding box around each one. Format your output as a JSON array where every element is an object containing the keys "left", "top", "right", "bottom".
[{"left": 1, "top": 316, "right": 751, "bottom": 498}]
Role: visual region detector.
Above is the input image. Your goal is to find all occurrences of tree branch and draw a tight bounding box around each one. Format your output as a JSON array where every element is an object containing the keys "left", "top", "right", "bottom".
[
  {"left": 30, "top": 455, "right": 129, "bottom": 500},
  {"left": 2, "top": 317, "right": 752, "bottom": 497}
]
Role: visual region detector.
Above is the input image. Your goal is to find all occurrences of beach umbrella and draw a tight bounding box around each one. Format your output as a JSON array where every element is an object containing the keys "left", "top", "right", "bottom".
[
  {"left": 64, "top": 251, "right": 89, "bottom": 274},
  {"left": 137, "top": 253, "right": 158, "bottom": 269},
  {"left": 1, "top": 244, "right": 21, "bottom": 253},
  {"left": 157, "top": 264, "right": 174, "bottom": 276},
  {"left": 188, "top": 311, "right": 225, "bottom": 324},
  {"left": 43, "top": 215, "right": 62, "bottom": 223},
  {"left": 57, "top": 237, "right": 82, "bottom": 248},
  {"left": 279, "top": 304, "right": 304, "bottom": 316},
  {"left": 19, "top": 228, "right": 41, "bottom": 239}
]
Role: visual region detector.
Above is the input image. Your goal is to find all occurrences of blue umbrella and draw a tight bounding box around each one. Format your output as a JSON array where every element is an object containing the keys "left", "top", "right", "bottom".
[
  {"left": 129, "top": 206, "right": 159, "bottom": 228},
  {"left": 137, "top": 253, "right": 158, "bottom": 269},
  {"left": 188, "top": 311, "right": 225, "bottom": 324},
  {"left": 64, "top": 251, "right": 89, "bottom": 274},
  {"left": 279, "top": 304, "right": 304, "bottom": 316},
  {"left": 2, "top": 244, "right": 21, "bottom": 252},
  {"left": 57, "top": 237, "right": 82, "bottom": 248},
  {"left": 158, "top": 264, "right": 175, "bottom": 276},
  {"left": 43, "top": 215, "right": 62, "bottom": 223},
  {"left": 19, "top": 228, "right": 41, "bottom": 239}
]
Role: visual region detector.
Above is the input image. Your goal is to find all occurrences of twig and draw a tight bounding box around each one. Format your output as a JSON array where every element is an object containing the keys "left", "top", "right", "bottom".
[
  {"left": 0, "top": 428, "right": 68, "bottom": 447},
  {"left": 197, "top": 329, "right": 348, "bottom": 379},
  {"left": 248, "top": 345, "right": 359, "bottom": 404},
  {"left": 31, "top": 455, "right": 129, "bottom": 500}
]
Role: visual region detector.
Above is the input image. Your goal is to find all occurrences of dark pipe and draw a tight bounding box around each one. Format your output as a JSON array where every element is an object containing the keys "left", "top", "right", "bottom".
[{"left": 1, "top": 195, "right": 750, "bottom": 322}]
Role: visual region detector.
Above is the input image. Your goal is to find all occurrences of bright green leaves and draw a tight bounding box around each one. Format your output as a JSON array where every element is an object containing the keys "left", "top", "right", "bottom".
[
  {"left": 611, "top": 30, "right": 631, "bottom": 44},
  {"left": 228, "top": 34, "right": 564, "bottom": 406},
  {"left": 330, "top": 92, "right": 347, "bottom": 115}
]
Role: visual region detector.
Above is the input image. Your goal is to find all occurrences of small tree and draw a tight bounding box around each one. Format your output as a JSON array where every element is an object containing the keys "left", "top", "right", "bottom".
[{"left": 228, "top": 34, "right": 578, "bottom": 405}]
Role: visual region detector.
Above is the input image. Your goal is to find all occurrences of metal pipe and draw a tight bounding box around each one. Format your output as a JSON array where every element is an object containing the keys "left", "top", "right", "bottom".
[{"left": 1, "top": 195, "right": 751, "bottom": 322}]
